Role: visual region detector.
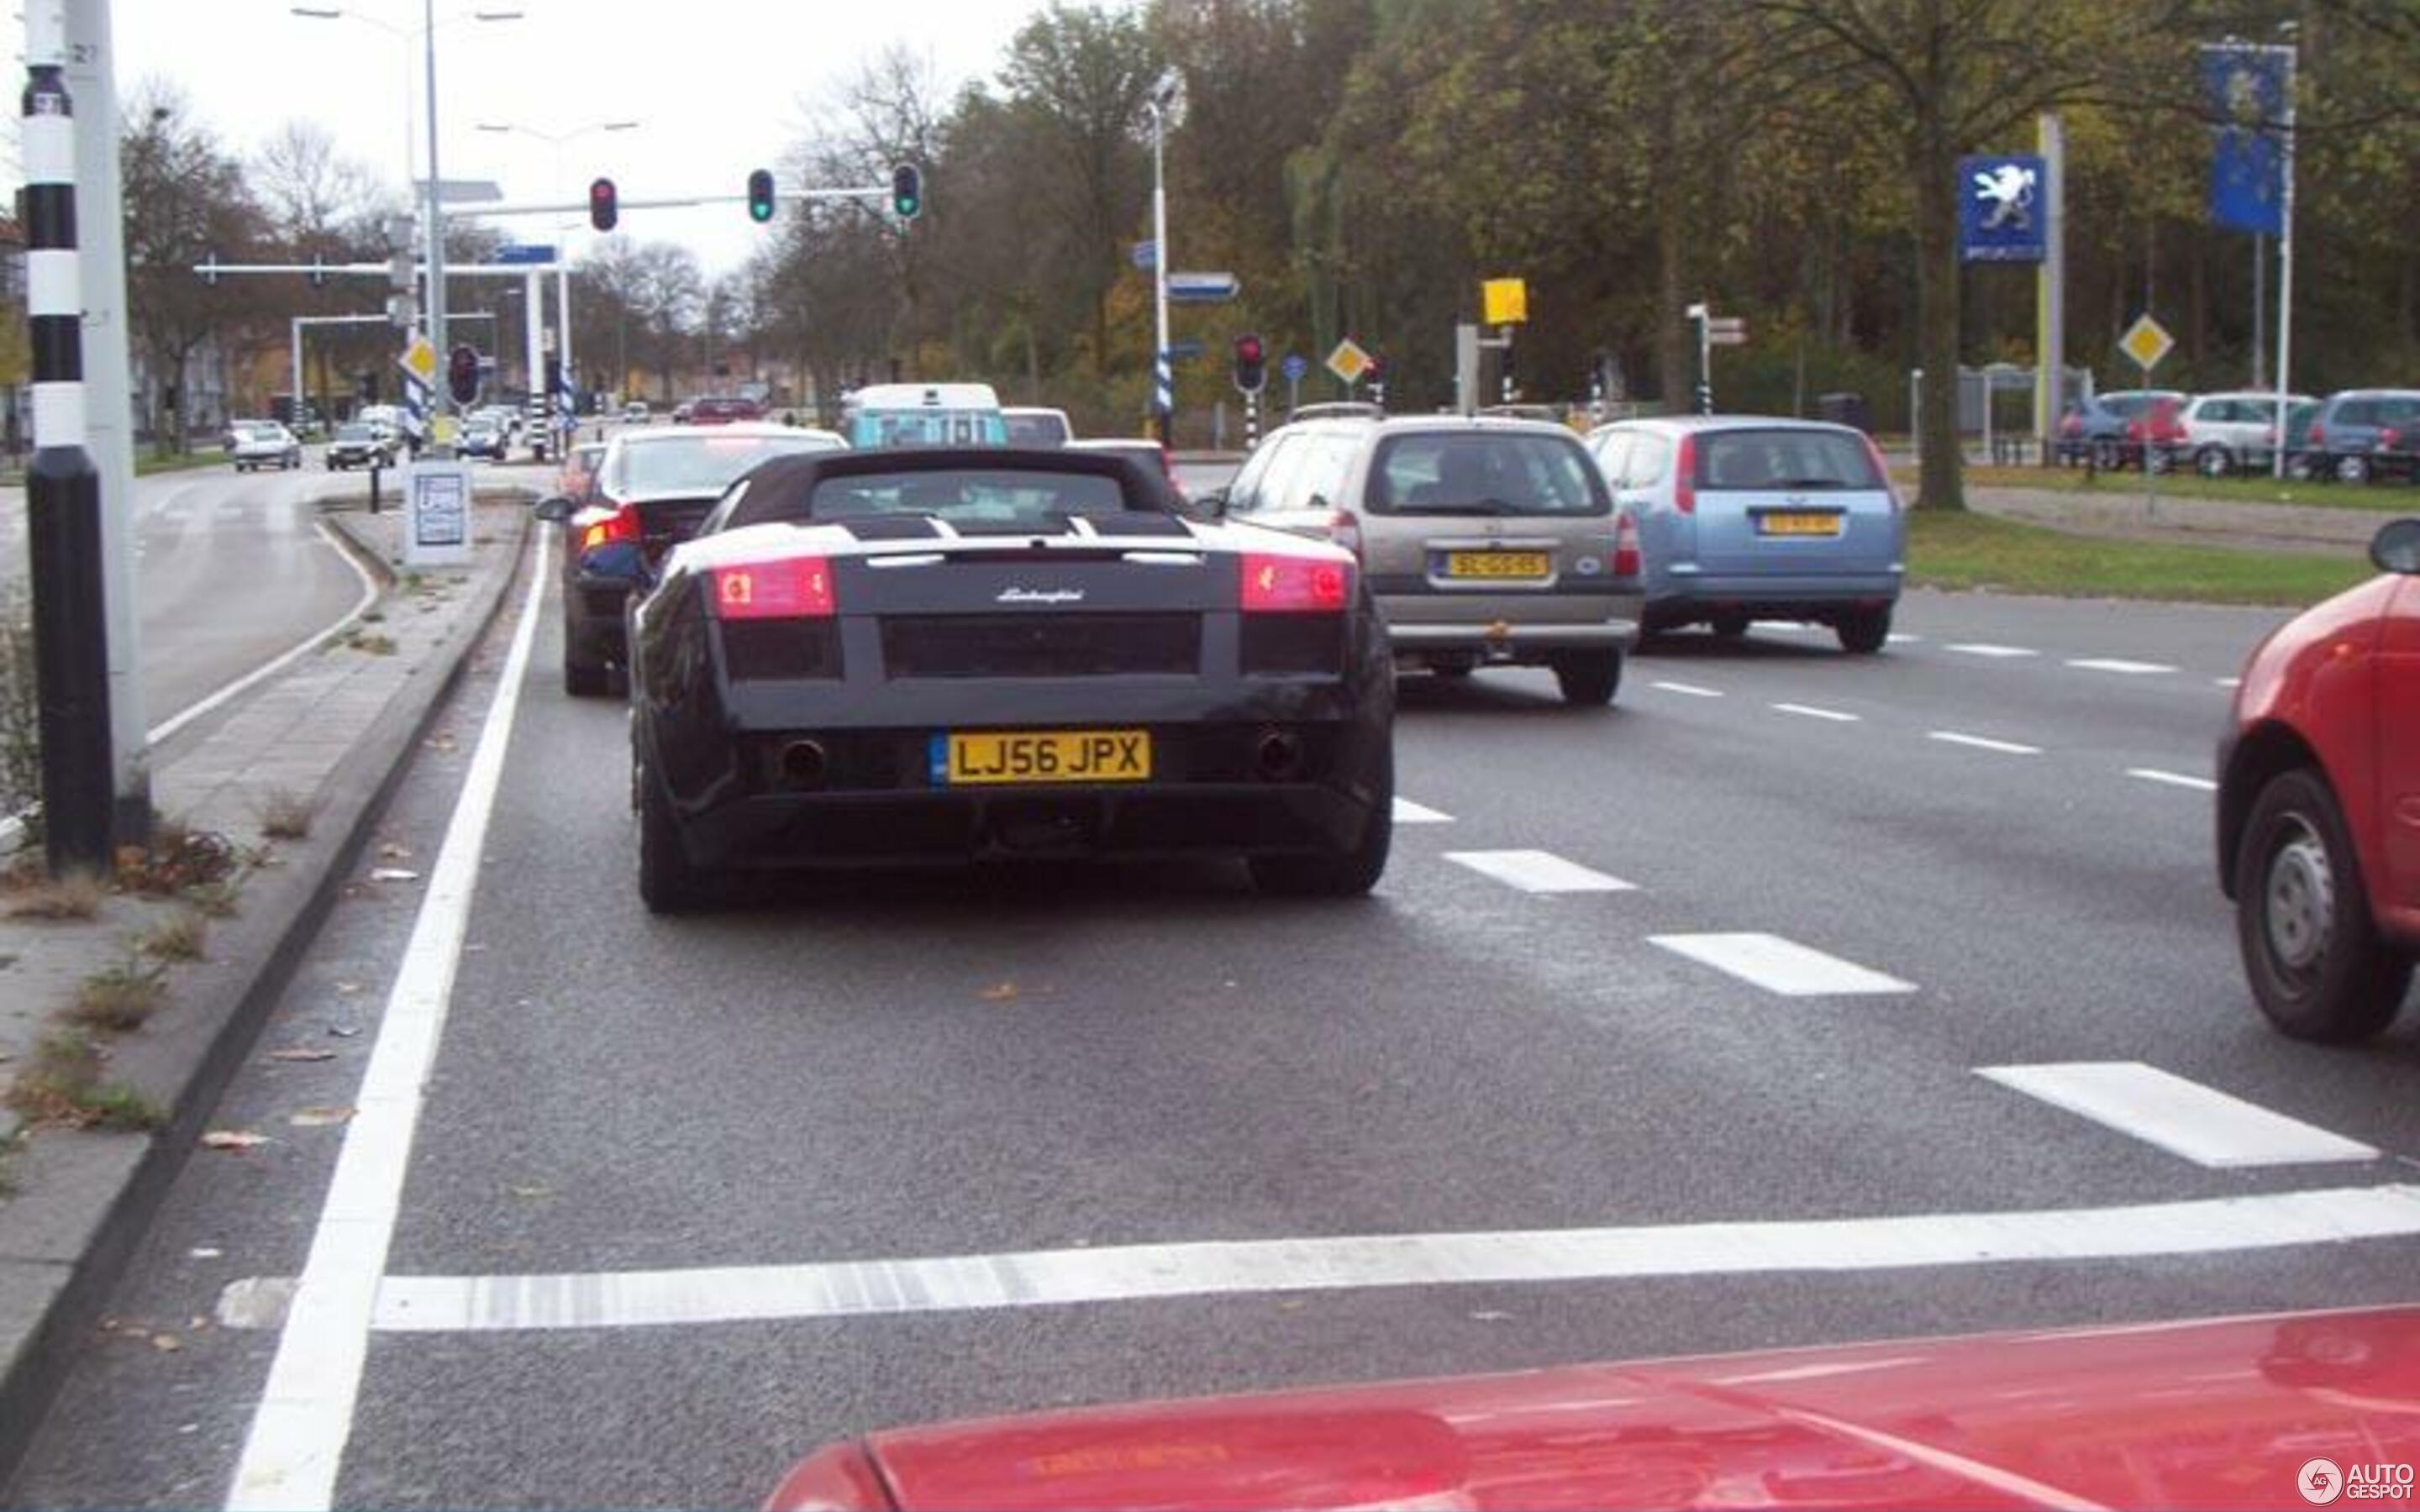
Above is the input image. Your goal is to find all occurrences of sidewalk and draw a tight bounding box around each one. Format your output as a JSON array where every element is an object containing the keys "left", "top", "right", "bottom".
[
  {"left": 1968, "top": 483, "right": 2391, "bottom": 558},
  {"left": 0, "top": 486, "right": 532, "bottom": 1481}
]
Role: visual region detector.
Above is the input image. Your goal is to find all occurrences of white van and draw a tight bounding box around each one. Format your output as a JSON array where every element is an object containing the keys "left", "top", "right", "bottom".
[{"left": 842, "top": 382, "right": 1007, "bottom": 449}]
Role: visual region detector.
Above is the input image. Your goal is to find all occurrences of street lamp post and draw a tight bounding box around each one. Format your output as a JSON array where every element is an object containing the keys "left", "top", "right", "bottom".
[
  {"left": 476, "top": 118, "right": 639, "bottom": 421},
  {"left": 1145, "top": 76, "right": 1178, "bottom": 448}
]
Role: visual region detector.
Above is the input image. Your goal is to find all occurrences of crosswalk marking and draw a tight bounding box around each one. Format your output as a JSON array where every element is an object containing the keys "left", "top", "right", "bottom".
[
  {"left": 2128, "top": 767, "right": 2217, "bottom": 793},
  {"left": 1944, "top": 643, "right": 2038, "bottom": 659},
  {"left": 1445, "top": 849, "right": 1634, "bottom": 894},
  {"left": 1649, "top": 680, "right": 1724, "bottom": 698},
  {"left": 1649, "top": 933, "right": 1914, "bottom": 996},
  {"left": 2065, "top": 657, "right": 2177, "bottom": 675},
  {"left": 1771, "top": 702, "right": 1860, "bottom": 722},
  {"left": 1975, "top": 1062, "right": 2379, "bottom": 1168},
  {"left": 1928, "top": 730, "right": 2042, "bottom": 756},
  {"left": 1392, "top": 797, "right": 1453, "bottom": 825}
]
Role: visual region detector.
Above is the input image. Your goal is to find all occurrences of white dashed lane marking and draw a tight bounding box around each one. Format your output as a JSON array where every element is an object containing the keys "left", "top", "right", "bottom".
[
  {"left": 1928, "top": 731, "right": 2043, "bottom": 756},
  {"left": 2215, "top": 675, "right": 2243, "bottom": 689},
  {"left": 1649, "top": 932, "right": 1915, "bottom": 997},
  {"left": 1886, "top": 633, "right": 1922, "bottom": 644},
  {"left": 1771, "top": 702, "right": 1860, "bottom": 722},
  {"left": 1944, "top": 643, "right": 2039, "bottom": 659},
  {"left": 1392, "top": 798, "right": 1453, "bottom": 825},
  {"left": 1649, "top": 680, "right": 1724, "bottom": 698},
  {"left": 2128, "top": 768, "right": 2218, "bottom": 793},
  {"left": 1445, "top": 849, "right": 1635, "bottom": 894},
  {"left": 1976, "top": 1063, "right": 2380, "bottom": 1168},
  {"left": 2065, "top": 657, "right": 2178, "bottom": 675}
]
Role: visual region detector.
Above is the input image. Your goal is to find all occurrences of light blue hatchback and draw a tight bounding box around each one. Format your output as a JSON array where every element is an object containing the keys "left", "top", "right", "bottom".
[{"left": 1584, "top": 416, "right": 1906, "bottom": 653}]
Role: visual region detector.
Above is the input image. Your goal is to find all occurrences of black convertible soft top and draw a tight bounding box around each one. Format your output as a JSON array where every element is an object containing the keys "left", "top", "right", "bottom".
[{"left": 713, "top": 445, "right": 1181, "bottom": 533}]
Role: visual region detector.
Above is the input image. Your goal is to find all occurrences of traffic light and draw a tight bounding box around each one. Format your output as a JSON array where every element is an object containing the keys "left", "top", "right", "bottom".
[
  {"left": 446, "top": 343, "right": 481, "bottom": 407},
  {"left": 1366, "top": 354, "right": 1386, "bottom": 409},
  {"left": 747, "top": 168, "right": 776, "bottom": 224},
  {"left": 890, "top": 162, "right": 923, "bottom": 220},
  {"left": 1232, "top": 332, "right": 1266, "bottom": 395},
  {"left": 588, "top": 176, "right": 618, "bottom": 233}
]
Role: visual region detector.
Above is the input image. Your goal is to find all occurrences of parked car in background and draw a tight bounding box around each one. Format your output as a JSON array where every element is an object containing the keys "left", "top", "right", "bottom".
[
  {"left": 1586, "top": 415, "right": 1903, "bottom": 653},
  {"left": 555, "top": 439, "right": 606, "bottom": 503},
  {"left": 2180, "top": 391, "right": 2314, "bottom": 477},
  {"left": 2306, "top": 388, "right": 2420, "bottom": 485},
  {"left": 1002, "top": 406, "right": 1073, "bottom": 447},
  {"left": 2217, "top": 517, "right": 2420, "bottom": 1042},
  {"left": 621, "top": 400, "right": 650, "bottom": 423},
  {"left": 324, "top": 422, "right": 396, "bottom": 470},
  {"left": 539, "top": 422, "right": 847, "bottom": 696},
  {"left": 1207, "top": 415, "right": 1640, "bottom": 704},
  {"left": 1066, "top": 436, "right": 1176, "bottom": 488},
  {"left": 224, "top": 420, "right": 302, "bottom": 472},
  {"left": 671, "top": 400, "right": 696, "bottom": 424},
  {"left": 457, "top": 418, "right": 508, "bottom": 460}
]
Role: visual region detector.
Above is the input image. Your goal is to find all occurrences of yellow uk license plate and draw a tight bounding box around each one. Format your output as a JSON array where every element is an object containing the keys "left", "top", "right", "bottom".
[
  {"left": 936, "top": 729, "right": 1151, "bottom": 785},
  {"left": 1444, "top": 550, "right": 1552, "bottom": 579},
  {"left": 1759, "top": 512, "right": 1843, "bottom": 537}
]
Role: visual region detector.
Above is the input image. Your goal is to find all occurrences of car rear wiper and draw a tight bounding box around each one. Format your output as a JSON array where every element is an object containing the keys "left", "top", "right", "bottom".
[
  {"left": 1399, "top": 498, "right": 1515, "bottom": 515},
  {"left": 1769, "top": 478, "right": 1850, "bottom": 490}
]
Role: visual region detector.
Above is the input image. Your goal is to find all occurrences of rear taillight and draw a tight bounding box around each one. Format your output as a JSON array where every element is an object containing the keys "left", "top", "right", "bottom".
[
  {"left": 1612, "top": 512, "right": 1643, "bottom": 577},
  {"left": 2126, "top": 419, "right": 2147, "bottom": 441},
  {"left": 578, "top": 501, "right": 639, "bottom": 552},
  {"left": 2060, "top": 414, "right": 2081, "bottom": 437},
  {"left": 2381, "top": 426, "right": 2402, "bottom": 449},
  {"left": 1324, "top": 509, "right": 1363, "bottom": 559},
  {"left": 712, "top": 555, "right": 835, "bottom": 620},
  {"left": 1860, "top": 434, "right": 1903, "bottom": 511},
  {"left": 1241, "top": 552, "right": 1352, "bottom": 612},
  {"left": 1674, "top": 434, "right": 1697, "bottom": 515},
  {"left": 2307, "top": 419, "right": 2325, "bottom": 445}
]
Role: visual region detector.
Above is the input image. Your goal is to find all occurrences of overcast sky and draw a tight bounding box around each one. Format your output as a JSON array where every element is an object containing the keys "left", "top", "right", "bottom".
[{"left": 108, "top": 0, "right": 1044, "bottom": 272}]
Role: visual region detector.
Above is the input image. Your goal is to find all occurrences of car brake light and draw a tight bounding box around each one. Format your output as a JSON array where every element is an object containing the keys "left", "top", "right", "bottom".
[
  {"left": 712, "top": 555, "right": 834, "bottom": 619},
  {"left": 578, "top": 501, "right": 640, "bottom": 552},
  {"left": 2060, "top": 414, "right": 2081, "bottom": 437},
  {"left": 2126, "top": 419, "right": 2146, "bottom": 441},
  {"left": 1674, "top": 434, "right": 1697, "bottom": 515},
  {"left": 2307, "top": 419, "right": 2325, "bottom": 445},
  {"left": 1612, "top": 511, "right": 1642, "bottom": 577},
  {"left": 2382, "top": 426, "right": 2402, "bottom": 449},
  {"left": 1325, "top": 509, "right": 1363, "bottom": 559},
  {"left": 1860, "top": 434, "right": 1903, "bottom": 511},
  {"left": 1240, "top": 551, "right": 1351, "bottom": 612}
]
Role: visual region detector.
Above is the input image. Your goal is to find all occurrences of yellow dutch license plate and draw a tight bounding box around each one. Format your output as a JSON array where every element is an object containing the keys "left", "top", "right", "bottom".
[
  {"left": 1444, "top": 550, "right": 1552, "bottom": 580},
  {"left": 1759, "top": 512, "right": 1843, "bottom": 537},
  {"left": 938, "top": 729, "right": 1151, "bottom": 786}
]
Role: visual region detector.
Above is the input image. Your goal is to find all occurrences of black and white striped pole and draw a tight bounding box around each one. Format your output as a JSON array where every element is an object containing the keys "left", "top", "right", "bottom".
[{"left": 21, "top": 7, "right": 114, "bottom": 871}]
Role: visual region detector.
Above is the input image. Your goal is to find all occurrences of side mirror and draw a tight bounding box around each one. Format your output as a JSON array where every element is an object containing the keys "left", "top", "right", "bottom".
[
  {"left": 1190, "top": 486, "right": 1229, "bottom": 522},
  {"left": 533, "top": 496, "right": 576, "bottom": 523},
  {"left": 2371, "top": 517, "right": 2420, "bottom": 575}
]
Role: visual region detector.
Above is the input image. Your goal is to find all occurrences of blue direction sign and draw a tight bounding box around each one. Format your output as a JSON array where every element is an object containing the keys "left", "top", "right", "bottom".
[
  {"left": 492, "top": 243, "right": 559, "bottom": 265},
  {"left": 1167, "top": 338, "right": 1204, "bottom": 360},
  {"left": 1281, "top": 353, "right": 1309, "bottom": 384},
  {"left": 1957, "top": 155, "right": 2046, "bottom": 264},
  {"left": 1130, "top": 239, "right": 1157, "bottom": 272},
  {"left": 1166, "top": 270, "right": 1241, "bottom": 304}
]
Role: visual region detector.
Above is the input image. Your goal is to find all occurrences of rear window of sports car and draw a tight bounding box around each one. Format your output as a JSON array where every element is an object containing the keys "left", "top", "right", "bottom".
[{"left": 804, "top": 469, "right": 1132, "bottom": 530}]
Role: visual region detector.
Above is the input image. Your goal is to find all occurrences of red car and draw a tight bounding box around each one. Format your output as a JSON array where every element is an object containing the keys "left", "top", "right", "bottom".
[
  {"left": 768, "top": 1305, "right": 2420, "bottom": 1510},
  {"left": 2218, "top": 517, "right": 2420, "bottom": 1040},
  {"left": 688, "top": 395, "right": 768, "bottom": 425}
]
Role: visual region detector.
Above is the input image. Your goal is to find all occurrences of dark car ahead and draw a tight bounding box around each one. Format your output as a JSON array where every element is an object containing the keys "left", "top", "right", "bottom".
[
  {"left": 2307, "top": 388, "right": 2420, "bottom": 485},
  {"left": 324, "top": 422, "right": 394, "bottom": 470},
  {"left": 2055, "top": 390, "right": 2186, "bottom": 470},
  {"left": 539, "top": 423, "right": 845, "bottom": 696},
  {"left": 619, "top": 448, "right": 1393, "bottom": 912}
]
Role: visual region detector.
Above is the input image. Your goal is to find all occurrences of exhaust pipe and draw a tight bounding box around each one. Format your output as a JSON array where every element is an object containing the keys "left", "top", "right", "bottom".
[
  {"left": 778, "top": 739, "right": 829, "bottom": 790},
  {"left": 1255, "top": 730, "right": 1304, "bottom": 782}
]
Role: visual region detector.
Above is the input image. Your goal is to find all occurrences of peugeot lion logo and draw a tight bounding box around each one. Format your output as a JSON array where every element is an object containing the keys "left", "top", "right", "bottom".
[{"left": 997, "top": 586, "right": 1086, "bottom": 606}]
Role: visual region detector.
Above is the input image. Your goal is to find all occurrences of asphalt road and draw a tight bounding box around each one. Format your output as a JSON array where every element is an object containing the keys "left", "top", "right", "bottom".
[
  {"left": 12, "top": 554, "right": 2420, "bottom": 1509},
  {"left": 0, "top": 454, "right": 372, "bottom": 751}
]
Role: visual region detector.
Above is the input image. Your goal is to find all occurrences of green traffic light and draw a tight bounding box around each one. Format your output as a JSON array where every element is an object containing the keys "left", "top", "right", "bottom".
[
  {"left": 746, "top": 169, "right": 776, "bottom": 225},
  {"left": 891, "top": 163, "right": 923, "bottom": 221}
]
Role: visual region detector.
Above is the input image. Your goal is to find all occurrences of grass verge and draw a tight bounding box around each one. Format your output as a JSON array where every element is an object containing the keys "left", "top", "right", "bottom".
[
  {"left": 1907, "top": 511, "right": 2373, "bottom": 606},
  {"left": 1900, "top": 463, "right": 2420, "bottom": 513},
  {"left": 66, "top": 952, "right": 170, "bottom": 1032},
  {"left": 135, "top": 449, "right": 237, "bottom": 478},
  {"left": 4, "top": 1029, "right": 162, "bottom": 1131}
]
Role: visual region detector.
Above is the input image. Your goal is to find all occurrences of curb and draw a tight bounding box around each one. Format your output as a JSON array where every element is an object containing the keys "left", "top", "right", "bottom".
[{"left": 0, "top": 501, "right": 534, "bottom": 1488}]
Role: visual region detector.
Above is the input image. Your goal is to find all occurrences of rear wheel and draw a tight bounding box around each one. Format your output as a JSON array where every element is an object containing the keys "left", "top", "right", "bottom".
[
  {"left": 1709, "top": 611, "right": 1750, "bottom": 639},
  {"left": 2089, "top": 438, "right": 2121, "bottom": 472},
  {"left": 636, "top": 756, "right": 715, "bottom": 914},
  {"left": 2233, "top": 769, "right": 2412, "bottom": 1042},
  {"left": 563, "top": 607, "right": 611, "bottom": 697},
  {"left": 1836, "top": 606, "right": 1891, "bottom": 654},
  {"left": 2336, "top": 454, "right": 2372, "bottom": 485},
  {"left": 2194, "top": 445, "right": 2233, "bottom": 478},
  {"left": 1249, "top": 754, "right": 1392, "bottom": 898},
  {"left": 1552, "top": 648, "right": 1622, "bottom": 706}
]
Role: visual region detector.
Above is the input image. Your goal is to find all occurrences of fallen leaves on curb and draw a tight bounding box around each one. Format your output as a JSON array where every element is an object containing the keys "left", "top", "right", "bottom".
[
  {"left": 367, "top": 868, "right": 419, "bottom": 884},
  {"left": 978, "top": 981, "right": 1018, "bottom": 1002},
  {"left": 287, "top": 1105, "right": 355, "bottom": 1127},
  {"left": 377, "top": 842, "right": 414, "bottom": 863},
  {"left": 199, "top": 1130, "right": 270, "bottom": 1152},
  {"left": 267, "top": 1047, "right": 336, "bottom": 1063}
]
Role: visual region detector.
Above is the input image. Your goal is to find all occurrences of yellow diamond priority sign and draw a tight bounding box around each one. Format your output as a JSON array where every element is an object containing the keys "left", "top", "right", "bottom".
[
  {"left": 2119, "top": 313, "right": 2174, "bottom": 375},
  {"left": 398, "top": 333, "right": 439, "bottom": 387},
  {"left": 1325, "top": 338, "right": 1373, "bottom": 386}
]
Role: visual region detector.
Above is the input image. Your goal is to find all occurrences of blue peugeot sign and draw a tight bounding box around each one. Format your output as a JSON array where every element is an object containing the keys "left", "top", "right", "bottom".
[{"left": 1957, "top": 155, "right": 2047, "bottom": 264}]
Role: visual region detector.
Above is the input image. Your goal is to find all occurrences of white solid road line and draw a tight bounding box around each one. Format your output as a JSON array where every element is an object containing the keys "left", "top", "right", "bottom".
[
  {"left": 355, "top": 1184, "right": 2420, "bottom": 1333},
  {"left": 1976, "top": 1062, "right": 2381, "bottom": 1168},
  {"left": 2128, "top": 767, "right": 2218, "bottom": 793},
  {"left": 1649, "top": 932, "right": 1915, "bottom": 997},
  {"left": 1445, "top": 849, "right": 1635, "bottom": 894},
  {"left": 1649, "top": 680, "right": 1724, "bottom": 698},
  {"left": 1392, "top": 797, "right": 1452, "bottom": 824},
  {"left": 1928, "top": 730, "right": 2043, "bottom": 756},
  {"left": 224, "top": 530, "right": 550, "bottom": 1512},
  {"left": 1944, "top": 643, "right": 2038, "bottom": 659},
  {"left": 1770, "top": 701, "right": 1860, "bottom": 722},
  {"left": 2065, "top": 657, "right": 2179, "bottom": 675},
  {"left": 146, "top": 520, "right": 381, "bottom": 748}
]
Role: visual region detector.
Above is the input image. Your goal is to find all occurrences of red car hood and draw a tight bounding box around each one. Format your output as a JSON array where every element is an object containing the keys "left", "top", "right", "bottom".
[{"left": 769, "top": 1305, "right": 2420, "bottom": 1511}]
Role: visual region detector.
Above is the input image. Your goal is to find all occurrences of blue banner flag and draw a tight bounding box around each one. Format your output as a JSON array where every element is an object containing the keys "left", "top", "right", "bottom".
[{"left": 2203, "top": 45, "right": 2289, "bottom": 236}]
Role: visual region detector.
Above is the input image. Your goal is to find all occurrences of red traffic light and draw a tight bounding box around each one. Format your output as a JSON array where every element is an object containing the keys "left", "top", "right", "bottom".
[
  {"left": 1232, "top": 333, "right": 1267, "bottom": 394},
  {"left": 1235, "top": 334, "right": 1264, "bottom": 365},
  {"left": 446, "top": 343, "right": 481, "bottom": 407},
  {"left": 588, "top": 176, "right": 618, "bottom": 233}
]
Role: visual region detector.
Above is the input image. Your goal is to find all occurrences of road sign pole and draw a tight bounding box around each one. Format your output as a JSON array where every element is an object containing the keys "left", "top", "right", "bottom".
[
  {"left": 1244, "top": 390, "right": 1258, "bottom": 449},
  {"left": 2036, "top": 111, "right": 2065, "bottom": 465},
  {"left": 523, "top": 268, "right": 544, "bottom": 437},
  {"left": 2275, "top": 45, "right": 2297, "bottom": 481},
  {"left": 1150, "top": 97, "right": 1171, "bottom": 447},
  {"left": 1455, "top": 323, "right": 1479, "bottom": 417},
  {"left": 423, "top": 0, "right": 450, "bottom": 449}
]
